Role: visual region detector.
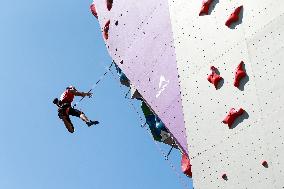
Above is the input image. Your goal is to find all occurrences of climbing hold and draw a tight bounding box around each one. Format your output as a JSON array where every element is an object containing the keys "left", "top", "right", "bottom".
[
  {"left": 103, "top": 20, "right": 110, "bottom": 40},
  {"left": 106, "top": 0, "right": 113, "bottom": 11},
  {"left": 199, "top": 0, "right": 213, "bottom": 16},
  {"left": 225, "top": 6, "right": 243, "bottom": 27},
  {"left": 90, "top": 3, "right": 98, "bottom": 19},
  {"left": 181, "top": 153, "right": 192, "bottom": 178},
  {"left": 207, "top": 66, "right": 223, "bottom": 89},
  {"left": 223, "top": 108, "right": 244, "bottom": 128},
  {"left": 262, "top": 161, "right": 268, "bottom": 168},
  {"left": 222, "top": 173, "right": 228, "bottom": 180},
  {"left": 234, "top": 61, "right": 246, "bottom": 87}
]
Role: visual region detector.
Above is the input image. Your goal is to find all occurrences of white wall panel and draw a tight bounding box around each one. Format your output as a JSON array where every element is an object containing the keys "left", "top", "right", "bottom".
[
  {"left": 243, "top": 0, "right": 284, "bottom": 37},
  {"left": 168, "top": 0, "right": 284, "bottom": 188},
  {"left": 190, "top": 127, "right": 275, "bottom": 189}
]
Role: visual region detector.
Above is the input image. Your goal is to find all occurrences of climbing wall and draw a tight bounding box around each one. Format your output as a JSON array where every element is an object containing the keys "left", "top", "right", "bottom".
[
  {"left": 168, "top": 0, "right": 284, "bottom": 188},
  {"left": 92, "top": 0, "right": 189, "bottom": 154},
  {"left": 92, "top": 0, "right": 284, "bottom": 188}
]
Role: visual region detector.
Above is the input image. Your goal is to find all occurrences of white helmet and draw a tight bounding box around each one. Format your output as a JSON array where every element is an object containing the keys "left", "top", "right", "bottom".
[{"left": 66, "top": 85, "right": 76, "bottom": 90}]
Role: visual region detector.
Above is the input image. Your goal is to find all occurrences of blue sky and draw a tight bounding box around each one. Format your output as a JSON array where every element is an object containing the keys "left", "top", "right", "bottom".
[{"left": 0, "top": 0, "right": 192, "bottom": 188}]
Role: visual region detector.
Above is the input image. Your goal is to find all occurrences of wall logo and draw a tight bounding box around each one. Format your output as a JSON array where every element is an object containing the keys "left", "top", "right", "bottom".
[{"left": 156, "top": 75, "right": 169, "bottom": 98}]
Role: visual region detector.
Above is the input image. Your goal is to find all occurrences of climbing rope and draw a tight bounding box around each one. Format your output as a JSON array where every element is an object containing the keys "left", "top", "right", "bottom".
[
  {"left": 128, "top": 100, "right": 191, "bottom": 189},
  {"left": 73, "top": 61, "right": 114, "bottom": 108},
  {"left": 106, "top": 65, "right": 191, "bottom": 189}
]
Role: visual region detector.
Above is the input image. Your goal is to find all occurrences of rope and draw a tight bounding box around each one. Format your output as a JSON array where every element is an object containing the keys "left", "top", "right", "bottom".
[
  {"left": 73, "top": 61, "right": 114, "bottom": 108},
  {"left": 166, "top": 145, "right": 175, "bottom": 160},
  {"left": 124, "top": 88, "right": 131, "bottom": 99},
  {"left": 129, "top": 99, "right": 191, "bottom": 189},
  {"left": 107, "top": 66, "right": 191, "bottom": 189}
]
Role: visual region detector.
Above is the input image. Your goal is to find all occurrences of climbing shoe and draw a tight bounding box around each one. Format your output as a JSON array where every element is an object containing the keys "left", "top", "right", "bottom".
[{"left": 87, "top": 120, "right": 99, "bottom": 127}]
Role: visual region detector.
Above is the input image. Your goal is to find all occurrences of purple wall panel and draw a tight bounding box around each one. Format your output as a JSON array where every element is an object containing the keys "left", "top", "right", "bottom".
[
  {"left": 160, "top": 96, "right": 187, "bottom": 152},
  {"left": 118, "top": 32, "right": 172, "bottom": 85},
  {"left": 95, "top": 0, "right": 163, "bottom": 65},
  {"left": 93, "top": 0, "right": 188, "bottom": 154},
  {"left": 137, "top": 46, "right": 178, "bottom": 114},
  {"left": 123, "top": 6, "right": 173, "bottom": 75}
]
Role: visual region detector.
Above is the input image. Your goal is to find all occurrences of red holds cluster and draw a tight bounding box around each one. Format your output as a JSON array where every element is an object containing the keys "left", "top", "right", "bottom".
[
  {"left": 90, "top": 3, "right": 98, "bottom": 19},
  {"left": 199, "top": 0, "right": 214, "bottom": 16},
  {"left": 225, "top": 6, "right": 243, "bottom": 27},
  {"left": 234, "top": 61, "right": 246, "bottom": 87},
  {"left": 223, "top": 108, "right": 244, "bottom": 128},
  {"left": 106, "top": 0, "right": 113, "bottom": 11},
  {"left": 103, "top": 20, "right": 110, "bottom": 40},
  {"left": 208, "top": 66, "right": 223, "bottom": 89},
  {"left": 181, "top": 153, "right": 192, "bottom": 178}
]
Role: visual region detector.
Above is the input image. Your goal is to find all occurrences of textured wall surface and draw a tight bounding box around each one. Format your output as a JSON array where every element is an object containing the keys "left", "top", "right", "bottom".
[
  {"left": 168, "top": 0, "right": 284, "bottom": 188},
  {"left": 93, "top": 0, "right": 284, "bottom": 188},
  {"left": 93, "top": 0, "right": 188, "bottom": 154}
]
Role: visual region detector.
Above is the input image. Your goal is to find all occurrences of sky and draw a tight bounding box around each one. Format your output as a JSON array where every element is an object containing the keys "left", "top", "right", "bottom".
[{"left": 0, "top": 0, "right": 192, "bottom": 188}]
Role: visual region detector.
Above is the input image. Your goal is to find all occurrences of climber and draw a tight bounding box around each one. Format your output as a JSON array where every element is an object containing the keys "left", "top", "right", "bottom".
[
  {"left": 53, "top": 86, "right": 99, "bottom": 133},
  {"left": 141, "top": 101, "right": 165, "bottom": 141},
  {"left": 114, "top": 63, "right": 130, "bottom": 87},
  {"left": 141, "top": 101, "right": 179, "bottom": 149}
]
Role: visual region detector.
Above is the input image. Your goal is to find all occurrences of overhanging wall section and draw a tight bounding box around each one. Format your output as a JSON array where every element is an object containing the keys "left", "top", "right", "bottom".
[{"left": 93, "top": 0, "right": 189, "bottom": 154}]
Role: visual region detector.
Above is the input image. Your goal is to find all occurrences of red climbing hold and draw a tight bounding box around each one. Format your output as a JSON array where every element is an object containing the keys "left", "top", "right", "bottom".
[
  {"left": 262, "top": 161, "right": 268, "bottom": 168},
  {"left": 222, "top": 173, "right": 228, "bottom": 180},
  {"left": 90, "top": 3, "right": 98, "bottom": 19},
  {"left": 207, "top": 66, "right": 223, "bottom": 89},
  {"left": 199, "top": 0, "right": 213, "bottom": 16},
  {"left": 234, "top": 61, "right": 246, "bottom": 87},
  {"left": 225, "top": 6, "right": 243, "bottom": 27},
  {"left": 103, "top": 20, "right": 110, "bottom": 40},
  {"left": 106, "top": 0, "right": 113, "bottom": 11},
  {"left": 181, "top": 154, "right": 192, "bottom": 178},
  {"left": 223, "top": 108, "right": 244, "bottom": 128}
]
